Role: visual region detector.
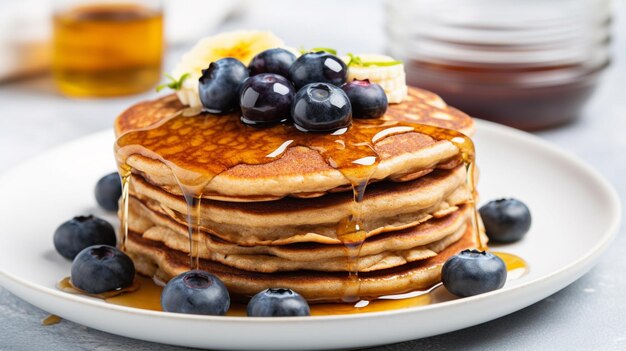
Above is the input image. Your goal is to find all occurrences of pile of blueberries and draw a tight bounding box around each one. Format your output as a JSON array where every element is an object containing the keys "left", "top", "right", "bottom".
[{"left": 198, "top": 49, "right": 389, "bottom": 132}]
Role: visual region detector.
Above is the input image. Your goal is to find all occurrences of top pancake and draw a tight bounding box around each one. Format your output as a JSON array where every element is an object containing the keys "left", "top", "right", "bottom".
[{"left": 115, "top": 87, "right": 475, "bottom": 200}]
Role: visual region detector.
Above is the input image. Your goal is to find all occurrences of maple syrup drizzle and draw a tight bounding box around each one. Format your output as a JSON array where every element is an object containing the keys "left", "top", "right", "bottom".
[
  {"left": 114, "top": 109, "right": 483, "bottom": 302},
  {"left": 467, "top": 162, "right": 485, "bottom": 251},
  {"left": 117, "top": 163, "right": 132, "bottom": 251},
  {"left": 177, "top": 184, "right": 205, "bottom": 270}
]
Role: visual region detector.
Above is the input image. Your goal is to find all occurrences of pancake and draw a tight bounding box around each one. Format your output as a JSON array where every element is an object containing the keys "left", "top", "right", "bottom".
[
  {"left": 124, "top": 220, "right": 479, "bottom": 303},
  {"left": 115, "top": 87, "right": 475, "bottom": 200},
  {"left": 128, "top": 166, "right": 471, "bottom": 245},
  {"left": 137, "top": 223, "right": 467, "bottom": 273},
  {"left": 127, "top": 196, "right": 472, "bottom": 272},
  {"left": 128, "top": 195, "right": 468, "bottom": 252},
  {"left": 115, "top": 87, "right": 473, "bottom": 135}
]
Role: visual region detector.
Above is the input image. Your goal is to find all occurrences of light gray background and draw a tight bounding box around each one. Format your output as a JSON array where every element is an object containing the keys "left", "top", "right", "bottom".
[{"left": 1, "top": 1, "right": 625, "bottom": 350}]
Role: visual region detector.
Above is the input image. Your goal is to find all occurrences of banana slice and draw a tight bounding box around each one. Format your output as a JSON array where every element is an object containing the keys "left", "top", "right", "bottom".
[
  {"left": 344, "top": 54, "right": 405, "bottom": 80},
  {"left": 169, "top": 31, "right": 286, "bottom": 108},
  {"left": 176, "top": 87, "right": 202, "bottom": 108},
  {"left": 343, "top": 54, "right": 407, "bottom": 103},
  {"left": 386, "top": 85, "right": 408, "bottom": 104},
  {"left": 376, "top": 73, "right": 406, "bottom": 92}
]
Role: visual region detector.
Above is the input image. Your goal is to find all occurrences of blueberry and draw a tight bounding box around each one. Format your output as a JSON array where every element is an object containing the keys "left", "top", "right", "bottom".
[
  {"left": 161, "top": 270, "right": 230, "bottom": 315},
  {"left": 442, "top": 249, "right": 507, "bottom": 297},
  {"left": 341, "top": 80, "right": 388, "bottom": 119},
  {"left": 54, "top": 215, "right": 116, "bottom": 260},
  {"left": 95, "top": 172, "right": 122, "bottom": 211},
  {"left": 289, "top": 51, "right": 348, "bottom": 89},
  {"left": 240, "top": 73, "right": 295, "bottom": 126},
  {"left": 249, "top": 48, "right": 296, "bottom": 77},
  {"left": 71, "top": 245, "right": 135, "bottom": 294},
  {"left": 247, "top": 288, "right": 310, "bottom": 317},
  {"left": 292, "top": 83, "right": 352, "bottom": 133},
  {"left": 199, "top": 58, "right": 249, "bottom": 113},
  {"left": 479, "top": 198, "right": 531, "bottom": 243}
]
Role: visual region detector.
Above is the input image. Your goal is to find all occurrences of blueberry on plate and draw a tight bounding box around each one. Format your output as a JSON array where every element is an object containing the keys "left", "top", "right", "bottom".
[
  {"left": 95, "top": 172, "right": 122, "bottom": 211},
  {"left": 248, "top": 48, "right": 297, "bottom": 77},
  {"left": 292, "top": 83, "right": 352, "bottom": 133},
  {"left": 341, "top": 80, "right": 388, "bottom": 119},
  {"left": 479, "top": 198, "right": 531, "bottom": 243},
  {"left": 71, "top": 245, "right": 135, "bottom": 294},
  {"left": 161, "top": 270, "right": 230, "bottom": 315},
  {"left": 199, "top": 58, "right": 249, "bottom": 113},
  {"left": 54, "top": 215, "right": 116, "bottom": 260},
  {"left": 442, "top": 249, "right": 507, "bottom": 297},
  {"left": 289, "top": 51, "right": 348, "bottom": 89},
  {"left": 240, "top": 73, "right": 295, "bottom": 126},
  {"left": 247, "top": 288, "right": 310, "bottom": 317}
]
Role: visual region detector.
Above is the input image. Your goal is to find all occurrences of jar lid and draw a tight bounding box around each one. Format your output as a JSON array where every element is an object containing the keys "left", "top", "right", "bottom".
[{"left": 386, "top": 0, "right": 611, "bottom": 65}]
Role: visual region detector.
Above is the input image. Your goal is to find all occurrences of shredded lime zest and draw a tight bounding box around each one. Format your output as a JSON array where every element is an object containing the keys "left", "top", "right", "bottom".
[
  {"left": 156, "top": 73, "right": 190, "bottom": 92},
  {"left": 346, "top": 53, "right": 402, "bottom": 67},
  {"left": 299, "top": 47, "right": 338, "bottom": 55}
]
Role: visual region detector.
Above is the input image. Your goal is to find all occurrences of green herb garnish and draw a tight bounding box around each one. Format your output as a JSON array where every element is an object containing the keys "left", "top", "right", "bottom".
[
  {"left": 311, "top": 47, "right": 337, "bottom": 55},
  {"left": 299, "top": 47, "right": 338, "bottom": 55},
  {"left": 346, "top": 53, "right": 402, "bottom": 67},
  {"left": 156, "top": 73, "right": 190, "bottom": 92}
]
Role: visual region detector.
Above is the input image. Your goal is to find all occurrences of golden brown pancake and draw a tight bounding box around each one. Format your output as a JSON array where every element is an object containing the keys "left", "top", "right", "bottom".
[
  {"left": 127, "top": 195, "right": 472, "bottom": 272},
  {"left": 127, "top": 166, "right": 471, "bottom": 245},
  {"left": 114, "top": 87, "right": 475, "bottom": 199},
  {"left": 125, "top": 221, "right": 479, "bottom": 303},
  {"left": 115, "top": 87, "right": 474, "bottom": 139}
]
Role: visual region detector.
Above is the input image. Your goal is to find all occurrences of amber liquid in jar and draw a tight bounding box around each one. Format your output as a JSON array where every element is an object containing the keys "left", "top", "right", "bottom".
[{"left": 53, "top": 3, "right": 163, "bottom": 97}]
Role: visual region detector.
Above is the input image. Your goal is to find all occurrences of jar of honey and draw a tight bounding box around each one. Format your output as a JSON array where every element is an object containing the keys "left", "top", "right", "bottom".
[
  {"left": 386, "top": 0, "right": 611, "bottom": 130},
  {"left": 53, "top": 0, "right": 163, "bottom": 97}
]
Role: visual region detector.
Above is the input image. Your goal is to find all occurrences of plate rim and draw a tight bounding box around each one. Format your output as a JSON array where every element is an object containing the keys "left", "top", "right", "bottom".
[{"left": 0, "top": 119, "right": 621, "bottom": 324}]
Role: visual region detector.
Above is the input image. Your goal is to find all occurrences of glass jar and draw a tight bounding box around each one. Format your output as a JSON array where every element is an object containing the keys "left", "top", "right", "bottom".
[
  {"left": 53, "top": 0, "right": 163, "bottom": 97},
  {"left": 386, "top": 0, "right": 611, "bottom": 130}
]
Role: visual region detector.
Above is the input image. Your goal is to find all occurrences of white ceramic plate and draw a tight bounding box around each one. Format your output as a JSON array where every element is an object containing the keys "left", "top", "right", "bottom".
[{"left": 0, "top": 120, "right": 620, "bottom": 350}]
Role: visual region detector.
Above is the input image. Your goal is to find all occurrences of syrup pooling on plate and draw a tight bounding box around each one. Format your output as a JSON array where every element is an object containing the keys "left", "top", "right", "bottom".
[
  {"left": 493, "top": 251, "right": 528, "bottom": 280},
  {"left": 101, "top": 252, "right": 527, "bottom": 314},
  {"left": 42, "top": 315, "right": 61, "bottom": 326},
  {"left": 57, "top": 276, "right": 140, "bottom": 298},
  {"left": 115, "top": 110, "right": 480, "bottom": 301},
  {"left": 49, "top": 251, "right": 527, "bottom": 316}
]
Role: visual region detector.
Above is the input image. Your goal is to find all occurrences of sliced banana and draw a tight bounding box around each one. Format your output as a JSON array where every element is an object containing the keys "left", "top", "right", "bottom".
[
  {"left": 343, "top": 54, "right": 408, "bottom": 103},
  {"left": 345, "top": 55, "right": 405, "bottom": 81},
  {"left": 386, "top": 85, "right": 408, "bottom": 104},
  {"left": 376, "top": 73, "right": 406, "bottom": 92},
  {"left": 176, "top": 87, "right": 202, "bottom": 108},
  {"left": 169, "top": 31, "right": 286, "bottom": 108}
]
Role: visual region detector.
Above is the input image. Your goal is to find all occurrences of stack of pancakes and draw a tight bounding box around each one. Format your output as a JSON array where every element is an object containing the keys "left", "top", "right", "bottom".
[{"left": 115, "top": 87, "right": 483, "bottom": 303}]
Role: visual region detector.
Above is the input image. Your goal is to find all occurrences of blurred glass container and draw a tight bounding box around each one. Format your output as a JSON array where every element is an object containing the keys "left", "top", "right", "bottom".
[
  {"left": 53, "top": 0, "right": 163, "bottom": 97},
  {"left": 386, "top": 0, "right": 611, "bottom": 130}
]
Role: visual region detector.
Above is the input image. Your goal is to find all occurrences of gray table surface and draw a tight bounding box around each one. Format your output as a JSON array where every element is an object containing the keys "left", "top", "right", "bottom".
[{"left": 1, "top": 1, "right": 626, "bottom": 350}]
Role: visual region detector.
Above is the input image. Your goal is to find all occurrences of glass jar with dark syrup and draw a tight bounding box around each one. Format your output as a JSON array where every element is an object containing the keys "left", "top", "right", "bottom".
[{"left": 386, "top": 0, "right": 611, "bottom": 130}]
